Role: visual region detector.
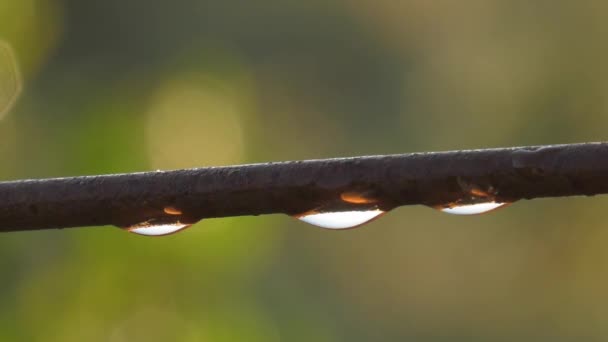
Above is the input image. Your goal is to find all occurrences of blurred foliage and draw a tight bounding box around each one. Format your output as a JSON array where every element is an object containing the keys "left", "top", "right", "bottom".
[{"left": 2, "top": 0, "right": 608, "bottom": 340}]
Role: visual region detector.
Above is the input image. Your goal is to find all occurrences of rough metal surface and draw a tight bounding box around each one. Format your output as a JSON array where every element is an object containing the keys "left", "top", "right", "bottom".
[{"left": 1, "top": 142, "right": 608, "bottom": 232}]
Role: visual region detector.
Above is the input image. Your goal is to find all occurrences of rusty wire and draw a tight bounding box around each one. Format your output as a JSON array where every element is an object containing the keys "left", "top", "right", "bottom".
[{"left": 1, "top": 142, "right": 607, "bottom": 232}]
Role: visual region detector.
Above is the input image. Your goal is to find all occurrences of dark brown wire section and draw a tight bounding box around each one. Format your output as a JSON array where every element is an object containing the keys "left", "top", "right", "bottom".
[{"left": 1, "top": 142, "right": 608, "bottom": 232}]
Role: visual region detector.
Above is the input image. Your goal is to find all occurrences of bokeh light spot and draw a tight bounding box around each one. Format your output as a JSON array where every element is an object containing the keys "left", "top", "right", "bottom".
[
  {"left": 145, "top": 73, "right": 247, "bottom": 169},
  {"left": 0, "top": 41, "right": 22, "bottom": 120}
]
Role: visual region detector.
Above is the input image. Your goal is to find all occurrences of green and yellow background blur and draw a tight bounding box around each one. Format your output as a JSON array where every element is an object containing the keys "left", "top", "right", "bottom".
[{"left": 3, "top": 1, "right": 608, "bottom": 340}]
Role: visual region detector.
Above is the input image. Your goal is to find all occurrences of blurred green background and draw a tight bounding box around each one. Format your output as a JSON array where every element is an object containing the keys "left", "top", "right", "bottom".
[{"left": 2, "top": 1, "right": 608, "bottom": 340}]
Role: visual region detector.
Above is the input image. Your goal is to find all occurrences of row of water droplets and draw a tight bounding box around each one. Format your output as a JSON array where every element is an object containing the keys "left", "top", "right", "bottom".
[
  {"left": 0, "top": 41, "right": 508, "bottom": 237},
  {"left": 124, "top": 183, "right": 509, "bottom": 236},
  {"left": 294, "top": 185, "right": 507, "bottom": 230}
]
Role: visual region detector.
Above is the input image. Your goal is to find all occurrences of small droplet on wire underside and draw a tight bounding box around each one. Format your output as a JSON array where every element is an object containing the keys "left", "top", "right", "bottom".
[
  {"left": 434, "top": 180, "right": 510, "bottom": 215},
  {"left": 438, "top": 202, "right": 507, "bottom": 215},
  {"left": 123, "top": 220, "right": 191, "bottom": 236},
  {"left": 296, "top": 209, "right": 385, "bottom": 229}
]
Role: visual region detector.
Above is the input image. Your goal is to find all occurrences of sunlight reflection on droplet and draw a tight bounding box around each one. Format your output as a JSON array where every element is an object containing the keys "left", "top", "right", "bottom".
[
  {"left": 340, "top": 191, "right": 377, "bottom": 204},
  {"left": 0, "top": 41, "right": 22, "bottom": 119},
  {"left": 163, "top": 206, "right": 183, "bottom": 215},
  {"left": 440, "top": 202, "right": 507, "bottom": 215},
  {"left": 297, "top": 209, "right": 385, "bottom": 229}
]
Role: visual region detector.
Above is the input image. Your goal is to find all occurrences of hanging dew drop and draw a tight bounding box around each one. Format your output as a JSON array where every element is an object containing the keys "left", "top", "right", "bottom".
[
  {"left": 434, "top": 180, "right": 510, "bottom": 215},
  {"left": 127, "top": 223, "right": 190, "bottom": 236},
  {"left": 123, "top": 220, "right": 191, "bottom": 236},
  {"left": 296, "top": 209, "right": 385, "bottom": 229},
  {"left": 295, "top": 189, "right": 386, "bottom": 229},
  {"left": 439, "top": 202, "right": 507, "bottom": 215}
]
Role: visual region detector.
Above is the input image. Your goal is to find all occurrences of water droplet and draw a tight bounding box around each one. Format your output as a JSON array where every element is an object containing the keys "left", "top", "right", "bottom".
[
  {"left": 0, "top": 41, "right": 22, "bottom": 119},
  {"left": 439, "top": 202, "right": 507, "bottom": 215},
  {"left": 296, "top": 209, "right": 385, "bottom": 229},
  {"left": 124, "top": 220, "right": 191, "bottom": 236}
]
